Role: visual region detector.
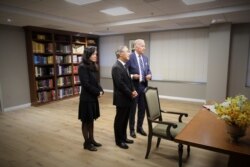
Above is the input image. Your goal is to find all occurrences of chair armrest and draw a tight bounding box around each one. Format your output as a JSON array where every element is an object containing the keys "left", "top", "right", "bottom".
[
  {"left": 149, "top": 118, "right": 178, "bottom": 140},
  {"left": 161, "top": 110, "right": 188, "bottom": 123},
  {"left": 150, "top": 119, "right": 178, "bottom": 128}
]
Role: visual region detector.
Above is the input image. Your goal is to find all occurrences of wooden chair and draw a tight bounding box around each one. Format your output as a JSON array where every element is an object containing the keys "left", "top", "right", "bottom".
[{"left": 144, "top": 87, "right": 190, "bottom": 167}]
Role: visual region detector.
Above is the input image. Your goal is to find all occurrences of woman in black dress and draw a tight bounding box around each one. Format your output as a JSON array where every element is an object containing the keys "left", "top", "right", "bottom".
[{"left": 78, "top": 46, "right": 104, "bottom": 151}]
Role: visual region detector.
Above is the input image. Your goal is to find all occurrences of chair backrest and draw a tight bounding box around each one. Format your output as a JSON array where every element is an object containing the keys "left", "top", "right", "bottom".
[{"left": 144, "top": 87, "right": 162, "bottom": 121}]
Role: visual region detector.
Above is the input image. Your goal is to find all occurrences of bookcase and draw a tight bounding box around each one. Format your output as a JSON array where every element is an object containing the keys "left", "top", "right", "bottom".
[{"left": 24, "top": 26, "right": 99, "bottom": 106}]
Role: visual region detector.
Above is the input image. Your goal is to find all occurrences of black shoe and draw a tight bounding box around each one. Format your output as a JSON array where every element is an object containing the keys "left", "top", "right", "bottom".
[
  {"left": 91, "top": 140, "right": 102, "bottom": 147},
  {"left": 130, "top": 130, "right": 136, "bottom": 138},
  {"left": 125, "top": 138, "right": 134, "bottom": 144},
  {"left": 116, "top": 142, "right": 129, "bottom": 149},
  {"left": 84, "top": 142, "right": 97, "bottom": 151},
  {"left": 137, "top": 128, "right": 147, "bottom": 136}
]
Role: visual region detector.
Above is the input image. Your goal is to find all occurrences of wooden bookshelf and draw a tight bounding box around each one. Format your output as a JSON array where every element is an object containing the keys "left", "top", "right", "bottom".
[{"left": 24, "top": 26, "right": 99, "bottom": 106}]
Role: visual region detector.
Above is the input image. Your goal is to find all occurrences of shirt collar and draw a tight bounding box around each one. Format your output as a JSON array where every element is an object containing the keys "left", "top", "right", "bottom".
[
  {"left": 118, "top": 59, "right": 126, "bottom": 66},
  {"left": 135, "top": 51, "right": 141, "bottom": 57}
]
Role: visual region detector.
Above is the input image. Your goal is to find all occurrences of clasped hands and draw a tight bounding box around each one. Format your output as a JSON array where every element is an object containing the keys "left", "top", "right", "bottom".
[
  {"left": 98, "top": 91, "right": 104, "bottom": 97},
  {"left": 131, "top": 90, "right": 138, "bottom": 98}
]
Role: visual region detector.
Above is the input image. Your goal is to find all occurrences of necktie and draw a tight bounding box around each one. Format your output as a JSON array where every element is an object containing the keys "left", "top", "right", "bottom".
[
  {"left": 139, "top": 56, "right": 145, "bottom": 82},
  {"left": 124, "top": 64, "right": 129, "bottom": 76}
]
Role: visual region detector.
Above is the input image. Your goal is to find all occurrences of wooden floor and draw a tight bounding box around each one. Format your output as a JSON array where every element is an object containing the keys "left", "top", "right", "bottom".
[{"left": 0, "top": 92, "right": 228, "bottom": 167}]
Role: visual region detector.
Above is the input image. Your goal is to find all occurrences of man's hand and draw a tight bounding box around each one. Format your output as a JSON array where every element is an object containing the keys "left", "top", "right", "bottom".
[
  {"left": 132, "top": 74, "right": 140, "bottom": 80},
  {"left": 146, "top": 74, "right": 152, "bottom": 81}
]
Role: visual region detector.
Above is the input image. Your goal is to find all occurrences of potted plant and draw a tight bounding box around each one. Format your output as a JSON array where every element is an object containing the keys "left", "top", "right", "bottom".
[{"left": 215, "top": 95, "right": 250, "bottom": 142}]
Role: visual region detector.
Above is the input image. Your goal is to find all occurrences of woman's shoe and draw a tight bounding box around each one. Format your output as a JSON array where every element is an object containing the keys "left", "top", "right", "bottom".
[
  {"left": 91, "top": 140, "right": 102, "bottom": 147},
  {"left": 83, "top": 142, "right": 97, "bottom": 151}
]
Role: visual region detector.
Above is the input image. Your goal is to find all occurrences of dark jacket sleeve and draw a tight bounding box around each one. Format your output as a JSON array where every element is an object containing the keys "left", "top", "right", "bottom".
[
  {"left": 78, "top": 65, "right": 100, "bottom": 97},
  {"left": 112, "top": 66, "right": 132, "bottom": 99}
]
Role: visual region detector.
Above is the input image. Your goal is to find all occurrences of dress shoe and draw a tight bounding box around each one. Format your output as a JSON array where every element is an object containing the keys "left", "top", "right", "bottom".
[
  {"left": 83, "top": 143, "right": 97, "bottom": 151},
  {"left": 137, "top": 128, "right": 147, "bottom": 136},
  {"left": 91, "top": 140, "right": 102, "bottom": 147},
  {"left": 125, "top": 138, "right": 134, "bottom": 144},
  {"left": 130, "top": 130, "right": 136, "bottom": 138},
  {"left": 116, "top": 142, "right": 129, "bottom": 149}
]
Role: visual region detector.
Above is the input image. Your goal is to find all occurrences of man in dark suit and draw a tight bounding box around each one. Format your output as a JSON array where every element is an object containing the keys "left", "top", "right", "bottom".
[
  {"left": 126, "top": 39, "right": 152, "bottom": 138},
  {"left": 112, "top": 45, "right": 138, "bottom": 149}
]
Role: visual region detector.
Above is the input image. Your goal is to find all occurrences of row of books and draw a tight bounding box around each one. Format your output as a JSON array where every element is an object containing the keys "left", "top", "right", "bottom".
[
  {"left": 57, "top": 65, "right": 72, "bottom": 75},
  {"left": 57, "top": 76, "right": 72, "bottom": 87},
  {"left": 74, "top": 75, "right": 80, "bottom": 84},
  {"left": 34, "top": 55, "right": 82, "bottom": 64},
  {"left": 56, "top": 55, "right": 71, "bottom": 64},
  {"left": 35, "top": 67, "right": 54, "bottom": 77},
  {"left": 34, "top": 55, "right": 53, "bottom": 64},
  {"left": 36, "top": 79, "right": 54, "bottom": 90},
  {"left": 35, "top": 66, "right": 79, "bottom": 77},
  {"left": 57, "top": 88, "right": 73, "bottom": 99},
  {"left": 72, "top": 44, "right": 84, "bottom": 54},
  {"left": 35, "top": 34, "right": 47, "bottom": 40},
  {"left": 73, "top": 55, "right": 82, "bottom": 63},
  {"left": 56, "top": 44, "right": 71, "bottom": 54},
  {"left": 74, "top": 86, "right": 81, "bottom": 94},
  {"left": 37, "top": 87, "right": 81, "bottom": 103},
  {"left": 32, "top": 41, "right": 53, "bottom": 53},
  {"left": 73, "top": 66, "right": 78, "bottom": 74},
  {"left": 37, "top": 90, "right": 56, "bottom": 103}
]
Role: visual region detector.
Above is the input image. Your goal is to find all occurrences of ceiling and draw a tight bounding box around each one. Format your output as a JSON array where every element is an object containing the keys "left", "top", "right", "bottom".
[{"left": 1, "top": 0, "right": 250, "bottom": 35}]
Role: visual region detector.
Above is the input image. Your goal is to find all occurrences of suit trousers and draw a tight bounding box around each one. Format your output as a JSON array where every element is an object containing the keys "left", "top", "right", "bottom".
[
  {"left": 129, "top": 83, "right": 146, "bottom": 131},
  {"left": 114, "top": 106, "right": 130, "bottom": 144}
]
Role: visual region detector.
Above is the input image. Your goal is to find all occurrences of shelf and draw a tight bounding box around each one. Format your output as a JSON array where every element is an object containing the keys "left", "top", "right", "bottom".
[
  {"left": 57, "top": 84, "right": 72, "bottom": 88},
  {"left": 57, "top": 73, "right": 72, "bottom": 77},
  {"left": 56, "top": 63, "right": 72, "bottom": 66},
  {"left": 34, "top": 64, "right": 54, "bottom": 66},
  {"left": 24, "top": 26, "right": 99, "bottom": 106},
  {"left": 33, "top": 39, "right": 53, "bottom": 43},
  {"left": 33, "top": 52, "right": 53, "bottom": 55},
  {"left": 35, "top": 75, "right": 54, "bottom": 79},
  {"left": 37, "top": 87, "right": 55, "bottom": 92}
]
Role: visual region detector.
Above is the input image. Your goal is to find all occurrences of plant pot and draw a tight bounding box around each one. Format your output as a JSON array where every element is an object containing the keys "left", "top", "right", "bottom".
[{"left": 226, "top": 124, "right": 246, "bottom": 142}]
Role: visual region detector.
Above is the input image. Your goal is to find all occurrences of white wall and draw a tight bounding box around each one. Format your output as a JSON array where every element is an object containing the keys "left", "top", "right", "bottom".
[
  {"left": 228, "top": 23, "right": 250, "bottom": 98},
  {"left": 206, "top": 23, "right": 231, "bottom": 102},
  {"left": 0, "top": 24, "right": 30, "bottom": 110},
  {"left": 150, "top": 28, "right": 208, "bottom": 82},
  {"left": 100, "top": 24, "right": 235, "bottom": 102}
]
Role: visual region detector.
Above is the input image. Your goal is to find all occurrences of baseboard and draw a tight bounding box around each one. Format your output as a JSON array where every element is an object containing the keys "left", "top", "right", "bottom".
[
  {"left": 103, "top": 89, "right": 205, "bottom": 103},
  {"left": 159, "top": 95, "right": 205, "bottom": 103},
  {"left": 4, "top": 103, "right": 31, "bottom": 112},
  {"left": 103, "top": 89, "right": 113, "bottom": 93}
]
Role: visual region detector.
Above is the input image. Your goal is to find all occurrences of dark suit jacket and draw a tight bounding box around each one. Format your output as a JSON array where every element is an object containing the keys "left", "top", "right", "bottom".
[
  {"left": 78, "top": 63, "right": 103, "bottom": 102},
  {"left": 126, "top": 52, "right": 152, "bottom": 88},
  {"left": 112, "top": 60, "right": 135, "bottom": 108}
]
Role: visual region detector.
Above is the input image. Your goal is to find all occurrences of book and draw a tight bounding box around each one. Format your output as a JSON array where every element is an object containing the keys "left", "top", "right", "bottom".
[{"left": 72, "top": 44, "right": 84, "bottom": 54}]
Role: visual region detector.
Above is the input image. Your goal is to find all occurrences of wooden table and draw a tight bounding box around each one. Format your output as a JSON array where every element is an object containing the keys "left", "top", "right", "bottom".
[{"left": 175, "top": 109, "right": 250, "bottom": 167}]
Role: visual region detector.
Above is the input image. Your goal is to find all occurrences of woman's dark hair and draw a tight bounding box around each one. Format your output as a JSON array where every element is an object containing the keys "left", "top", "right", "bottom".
[{"left": 82, "top": 46, "right": 98, "bottom": 71}]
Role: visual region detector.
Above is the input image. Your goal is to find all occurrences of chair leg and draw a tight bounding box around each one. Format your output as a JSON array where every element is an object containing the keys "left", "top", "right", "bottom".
[
  {"left": 178, "top": 144, "right": 183, "bottom": 167},
  {"left": 156, "top": 137, "right": 161, "bottom": 148},
  {"left": 145, "top": 134, "right": 153, "bottom": 159},
  {"left": 187, "top": 145, "right": 190, "bottom": 157}
]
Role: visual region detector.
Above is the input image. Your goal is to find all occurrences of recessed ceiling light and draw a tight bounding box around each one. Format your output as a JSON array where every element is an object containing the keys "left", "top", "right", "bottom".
[
  {"left": 7, "top": 18, "right": 12, "bottom": 22},
  {"left": 182, "top": 0, "right": 216, "bottom": 5},
  {"left": 65, "top": 0, "right": 101, "bottom": 6},
  {"left": 100, "top": 7, "right": 134, "bottom": 16}
]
